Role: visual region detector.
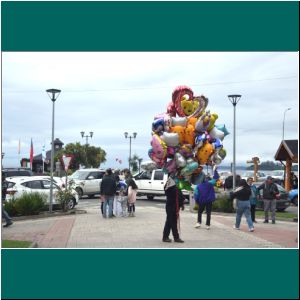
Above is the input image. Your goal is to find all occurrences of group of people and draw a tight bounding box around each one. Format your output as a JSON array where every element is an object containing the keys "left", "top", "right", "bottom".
[
  {"left": 162, "top": 169, "right": 284, "bottom": 243},
  {"left": 100, "top": 168, "right": 138, "bottom": 218}
]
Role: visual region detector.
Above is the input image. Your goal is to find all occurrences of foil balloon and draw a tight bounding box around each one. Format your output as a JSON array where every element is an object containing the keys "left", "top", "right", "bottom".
[
  {"left": 179, "top": 144, "right": 193, "bottom": 158},
  {"left": 177, "top": 180, "right": 193, "bottom": 191},
  {"left": 170, "top": 126, "right": 185, "bottom": 144},
  {"left": 187, "top": 117, "right": 197, "bottom": 129},
  {"left": 195, "top": 133, "right": 207, "bottom": 148},
  {"left": 167, "top": 147, "right": 176, "bottom": 158},
  {"left": 151, "top": 134, "right": 167, "bottom": 159},
  {"left": 184, "top": 124, "right": 195, "bottom": 146},
  {"left": 212, "top": 138, "right": 223, "bottom": 150},
  {"left": 211, "top": 152, "right": 222, "bottom": 165},
  {"left": 172, "top": 86, "right": 194, "bottom": 117},
  {"left": 219, "top": 148, "right": 227, "bottom": 159},
  {"left": 195, "top": 111, "right": 211, "bottom": 132},
  {"left": 216, "top": 124, "right": 230, "bottom": 137},
  {"left": 197, "top": 142, "right": 214, "bottom": 165},
  {"left": 152, "top": 118, "right": 164, "bottom": 133},
  {"left": 181, "top": 99, "right": 199, "bottom": 116},
  {"left": 161, "top": 132, "right": 180, "bottom": 147},
  {"left": 207, "top": 113, "right": 218, "bottom": 132},
  {"left": 164, "top": 159, "right": 177, "bottom": 174},
  {"left": 171, "top": 117, "right": 187, "bottom": 127},
  {"left": 175, "top": 153, "right": 187, "bottom": 168},
  {"left": 209, "top": 126, "right": 225, "bottom": 141}
]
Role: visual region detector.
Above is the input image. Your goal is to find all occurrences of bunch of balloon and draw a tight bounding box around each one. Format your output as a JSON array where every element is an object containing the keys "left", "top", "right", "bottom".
[{"left": 147, "top": 86, "right": 230, "bottom": 191}]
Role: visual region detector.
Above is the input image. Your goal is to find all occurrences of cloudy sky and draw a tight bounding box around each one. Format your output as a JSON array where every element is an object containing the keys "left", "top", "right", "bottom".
[{"left": 1, "top": 52, "right": 298, "bottom": 169}]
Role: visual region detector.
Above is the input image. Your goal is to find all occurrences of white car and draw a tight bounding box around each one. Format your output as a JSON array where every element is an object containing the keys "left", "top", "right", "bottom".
[
  {"left": 63, "top": 168, "right": 106, "bottom": 198},
  {"left": 5, "top": 176, "right": 79, "bottom": 209},
  {"left": 133, "top": 169, "right": 190, "bottom": 201},
  {"left": 241, "top": 171, "right": 267, "bottom": 182}
]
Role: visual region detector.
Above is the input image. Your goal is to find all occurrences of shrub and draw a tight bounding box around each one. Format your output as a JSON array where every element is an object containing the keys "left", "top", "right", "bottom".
[
  {"left": 14, "top": 192, "right": 47, "bottom": 216},
  {"left": 4, "top": 198, "right": 18, "bottom": 216},
  {"left": 55, "top": 179, "right": 75, "bottom": 211},
  {"left": 212, "top": 196, "right": 234, "bottom": 213}
]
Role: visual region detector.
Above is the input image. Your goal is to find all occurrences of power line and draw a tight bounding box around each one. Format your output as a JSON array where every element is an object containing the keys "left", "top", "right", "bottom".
[{"left": 3, "top": 75, "right": 297, "bottom": 94}]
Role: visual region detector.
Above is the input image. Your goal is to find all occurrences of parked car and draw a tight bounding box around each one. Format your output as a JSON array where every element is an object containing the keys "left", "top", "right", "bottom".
[
  {"left": 241, "top": 171, "right": 267, "bottom": 182},
  {"left": 288, "top": 189, "right": 298, "bottom": 206},
  {"left": 5, "top": 176, "right": 79, "bottom": 209},
  {"left": 256, "top": 183, "right": 290, "bottom": 212},
  {"left": 2, "top": 168, "right": 33, "bottom": 177},
  {"left": 271, "top": 170, "right": 285, "bottom": 185},
  {"left": 133, "top": 169, "right": 190, "bottom": 201},
  {"left": 63, "top": 168, "right": 106, "bottom": 198},
  {"left": 219, "top": 171, "right": 232, "bottom": 180}
]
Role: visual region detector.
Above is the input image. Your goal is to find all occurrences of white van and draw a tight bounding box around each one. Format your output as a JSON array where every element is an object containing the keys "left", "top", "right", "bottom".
[{"left": 133, "top": 169, "right": 190, "bottom": 201}]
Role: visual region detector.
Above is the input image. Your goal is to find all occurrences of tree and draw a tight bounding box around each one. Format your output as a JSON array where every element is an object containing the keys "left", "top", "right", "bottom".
[
  {"left": 129, "top": 154, "right": 143, "bottom": 173},
  {"left": 54, "top": 142, "right": 106, "bottom": 171}
]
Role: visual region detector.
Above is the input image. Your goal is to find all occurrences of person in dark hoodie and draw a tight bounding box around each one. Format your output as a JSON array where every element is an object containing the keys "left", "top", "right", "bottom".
[
  {"left": 230, "top": 179, "right": 254, "bottom": 232},
  {"left": 162, "top": 176, "right": 185, "bottom": 243},
  {"left": 100, "top": 168, "right": 117, "bottom": 218},
  {"left": 194, "top": 168, "right": 219, "bottom": 230}
]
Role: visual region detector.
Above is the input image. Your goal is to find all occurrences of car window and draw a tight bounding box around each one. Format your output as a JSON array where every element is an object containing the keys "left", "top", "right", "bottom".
[
  {"left": 70, "top": 170, "right": 90, "bottom": 180},
  {"left": 24, "top": 180, "right": 43, "bottom": 189},
  {"left": 154, "top": 171, "right": 164, "bottom": 180},
  {"left": 6, "top": 181, "right": 16, "bottom": 188},
  {"left": 42, "top": 180, "right": 59, "bottom": 189},
  {"left": 88, "top": 172, "right": 103, "bottom": 179},
  {"left": 138, "top": 172, "right": 151, "bottom": 180}
]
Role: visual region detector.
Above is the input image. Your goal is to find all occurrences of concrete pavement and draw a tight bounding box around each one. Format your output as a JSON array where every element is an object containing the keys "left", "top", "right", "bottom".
[{"left": 2, "top": 201, "right": 298, "bottom": 248}]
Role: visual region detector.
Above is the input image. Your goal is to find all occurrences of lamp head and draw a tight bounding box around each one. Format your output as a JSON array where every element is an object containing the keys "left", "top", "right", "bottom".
[
  {"left": 228, "top": 94, "right": 242, "bottom": 106},
  {"left": 90, "top": 132, "right": 93, "bottom": 138},
  {"left": 124, "top": 132, "right": 128, "bottom": 138},
  {"left": 46, "top": 89, "right": 61, "bottom": 101},
  {"left": 80, "top": 131, "right": 85, "bottom": 138},
  {"left": 133, "top": 132, "right": 137, "bottom": 139}
]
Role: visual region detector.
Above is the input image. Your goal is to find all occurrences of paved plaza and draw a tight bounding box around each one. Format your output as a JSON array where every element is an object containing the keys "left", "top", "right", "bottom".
[{"left": 2, "top": 198, "right": 298, "bottom": 248}]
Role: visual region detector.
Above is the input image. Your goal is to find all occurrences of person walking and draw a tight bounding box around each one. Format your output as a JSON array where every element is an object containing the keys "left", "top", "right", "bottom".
[
  {"left": 257, "top": 176, "right": 279, "bottom": 224},
  {"left": 247, "top": 177, "right": 258, "bottom": 223},
  {"left": 231, "top": 179, "right": 254, "bottom": 232},
  {"left": 2, "top": 174, "right": 13, "bottom": 227},
  {"left": 100, "top": 168, "right": 117, "bottom": 218},
  {"left": 194, "top": 169, "right": 219, "bottom": 230},
  {"left": 162, "top": 176, "right": 185, "bottom": 243}
]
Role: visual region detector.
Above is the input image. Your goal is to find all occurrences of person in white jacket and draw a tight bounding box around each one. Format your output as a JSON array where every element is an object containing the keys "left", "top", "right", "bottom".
[{"left": 127, "top": 177, "right": 138, "bottom": 217}]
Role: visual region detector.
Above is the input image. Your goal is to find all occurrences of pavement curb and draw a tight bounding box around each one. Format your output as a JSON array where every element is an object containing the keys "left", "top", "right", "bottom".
[
  {"left": 29, "top": 241, "right": 38, "bottom": 248},
  {"left": 11, "top": 209, "right": 87, "bottom": 222}
]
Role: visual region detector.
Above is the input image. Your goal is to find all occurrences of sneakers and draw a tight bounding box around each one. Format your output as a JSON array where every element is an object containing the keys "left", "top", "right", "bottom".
[
  {"left": 272, "top": 220, "right": 276, "bottom": 224},
  {"left": 3, "top": 221, "right": 13, "bottom": 228},
  {"left": 263, "top": 220, "right": 269, "bottom": 223},
  {"left": 174, "top": 238, "right": 184, "bottom": 243},
  {"left": 233, "top": 225, "right": 240, "bottom": 230},
  {"left": 206, "top": 226, "right": 210, "bottom": 230},
  {"left": 249, "top": 227, "right": 255, "bottom": 232},
  {"left": 162, "top": 238, "right": 172, "bottom": 243},
  {"left": 194, "top": 222, "right": 201, "bottom": 228}
]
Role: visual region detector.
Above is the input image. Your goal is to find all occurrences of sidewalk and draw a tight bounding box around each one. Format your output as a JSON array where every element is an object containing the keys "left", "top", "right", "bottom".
[{"left": 2, "top": 204, "right": 298, "bottom": 248}]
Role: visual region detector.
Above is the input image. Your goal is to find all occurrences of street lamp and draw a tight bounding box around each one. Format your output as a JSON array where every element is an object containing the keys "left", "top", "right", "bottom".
[
  {"left": 228, "top": 94, "right": 242, "bottom": 191},
  {"left": 124, "top": 132, "right": 137, "bottom": 171},
  {"left": 46, "top": 88, "right": 61, "bottom": 213},
  {"left": 282, "top": 108, "right": 291, "bottom": 140},
  {"left": 81, "top": 131, "right": 93, "bottom": 167}
]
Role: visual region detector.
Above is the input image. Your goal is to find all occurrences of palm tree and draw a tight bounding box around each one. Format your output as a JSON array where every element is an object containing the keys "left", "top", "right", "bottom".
[{"left": 129, "top": 154, "right": 143, "bottom": 173}]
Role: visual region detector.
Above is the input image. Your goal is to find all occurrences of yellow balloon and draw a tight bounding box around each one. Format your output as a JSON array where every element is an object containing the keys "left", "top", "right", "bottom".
[
  {"left": 170, "top": 126, "right": 185, "bottom": 144},
  {"left": 197, "top": 142, "right": 214, "bottom": 165}
]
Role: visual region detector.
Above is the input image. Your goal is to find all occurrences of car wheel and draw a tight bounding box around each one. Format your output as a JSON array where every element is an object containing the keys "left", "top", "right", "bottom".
[
  {"left": 147, "top": 195, "right": 154, "bottom": 200},
  {"left": 68, "top": 198, "right": 76, "bottom": 210},
  {"left": 292, "top": 196, "right": 298, "bottom": 206},
  {"left": 75, "top": 187, "right": 83, "bottom": 198}
]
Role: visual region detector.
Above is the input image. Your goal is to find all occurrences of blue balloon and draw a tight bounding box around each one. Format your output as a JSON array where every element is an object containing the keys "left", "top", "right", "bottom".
[
  {"left": 216, "top": 124, "right": 230, "bottom": 136},
  {"left": 212, "top": 138, "right": 223, "bottom": 150},
  {"left": 152, "top": 118, "right": 164, "bottom": 132}
]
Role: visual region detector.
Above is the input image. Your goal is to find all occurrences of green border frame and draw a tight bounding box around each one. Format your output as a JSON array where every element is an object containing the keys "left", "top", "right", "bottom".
[{"left": 1, "top": 1, "right": 299, "bottom": 299}]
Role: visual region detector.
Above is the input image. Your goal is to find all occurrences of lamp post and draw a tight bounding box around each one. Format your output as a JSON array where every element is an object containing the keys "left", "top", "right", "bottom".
[
  {"left": 228, "top": 94, "right": 242, "bottom": 191},
  {"left": 282, "top": 108, "right": 291, "bottom": 140},
  {"left": 124, "top": 132, "right": 137, "bottom": 171},
  {"left": 80, "top": 131, "right": 93, "bottom": 167},
  {"left": 46, "top": 88, "right": 61, "bottom": 213}
]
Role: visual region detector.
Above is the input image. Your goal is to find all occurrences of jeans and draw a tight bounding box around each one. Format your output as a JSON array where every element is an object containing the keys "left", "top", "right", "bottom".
[
  {"left": 103, "top": 196, "right": 114, "bottom": 218},
  {"left": 263, "top": 199, "right": 276, "bottom": 222},
  {"left": 2, "top": 208, "right": 12, "bottom": 224},
  {"left": 250, "top": 204, "right": 256, "bottom": 222},
  {"left": 235, "top": 200, "right": 254, "bottom": 229},
  {"left": 198, "top": 202, "right": 213, "bottom": 226}
]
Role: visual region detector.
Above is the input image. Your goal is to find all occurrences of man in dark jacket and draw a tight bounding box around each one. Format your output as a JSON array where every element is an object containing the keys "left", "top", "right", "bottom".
[
  {"left": 100, "top": 168, "right": 117, "bottom": 218},
  {"left": 162, "top": 176, "right": 184, "bottom": 243},
  {"left": 257, "top": 176, "right": 279, "bottom": 224},
  {"left": 2, "top": 174, "right": 13, "bottom": 227}
]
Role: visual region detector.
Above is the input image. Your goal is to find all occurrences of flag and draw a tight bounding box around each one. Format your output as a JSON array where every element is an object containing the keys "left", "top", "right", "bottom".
[
  {"left": 42, "top": 144, "right": 46, "bottom": 161},
  {"left": 18, "top": 139, "right": 21, "bottom": 155},
  {"left": 30, "top": 139, "right": 34, "bottom": 170}
]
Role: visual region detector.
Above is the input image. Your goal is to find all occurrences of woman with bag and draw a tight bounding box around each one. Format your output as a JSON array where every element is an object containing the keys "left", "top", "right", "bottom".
[
  {"left": 247, "top": 177, "right": 258, "bottom": 223},
  {"left": 230, "top": 179, "right": 254, "bottom": 232}
]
